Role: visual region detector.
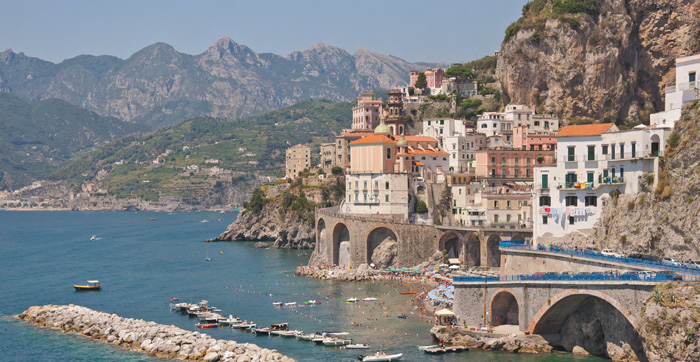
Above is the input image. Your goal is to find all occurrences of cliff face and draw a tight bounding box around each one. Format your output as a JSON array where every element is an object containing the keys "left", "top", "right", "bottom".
[
  {"left": 639, "top": 283, "right": 700, "bottom": 361},
  {"left": 497, "top": 0, "right": 700, "bottom": 123},
  {"left": 0, "top": 39, "right": 431, "bottom": 127}
]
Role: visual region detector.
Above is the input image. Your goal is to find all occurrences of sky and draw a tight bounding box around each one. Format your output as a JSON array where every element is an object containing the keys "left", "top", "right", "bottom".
[{"left": 1, "top": 0, "right": 530, "bottom": 64}]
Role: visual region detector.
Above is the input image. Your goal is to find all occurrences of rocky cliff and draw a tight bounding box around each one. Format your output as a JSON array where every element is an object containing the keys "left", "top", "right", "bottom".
[
  {"left": 0, "top": 39, "right": 433, "bottom": 127},
  {"left": 497, "top": 0, "right": 700, "bottom": 123}
]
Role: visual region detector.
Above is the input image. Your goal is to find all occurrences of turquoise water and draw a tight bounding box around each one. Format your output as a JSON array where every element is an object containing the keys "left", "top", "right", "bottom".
[{"left": 0, "top": 211, "right": 605, "bottom": 362}]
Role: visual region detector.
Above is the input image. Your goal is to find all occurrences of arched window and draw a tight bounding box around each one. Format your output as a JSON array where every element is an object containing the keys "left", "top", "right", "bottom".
[{"left": 386, "top": 148, "right": 391, "bottom": 159}]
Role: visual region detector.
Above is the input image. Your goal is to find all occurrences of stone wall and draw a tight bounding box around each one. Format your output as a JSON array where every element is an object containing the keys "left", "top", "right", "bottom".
[{"left": 501, "top": 249, "right": 652, "bottom": 275}]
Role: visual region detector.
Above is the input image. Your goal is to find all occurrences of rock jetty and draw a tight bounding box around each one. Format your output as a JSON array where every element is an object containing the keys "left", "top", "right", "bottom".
[
  {"left": 17, "top": 305, "right": 294, "bottom": 362},
  {"left": 295, "top": 264, "right": 376, "bottom": 281}
]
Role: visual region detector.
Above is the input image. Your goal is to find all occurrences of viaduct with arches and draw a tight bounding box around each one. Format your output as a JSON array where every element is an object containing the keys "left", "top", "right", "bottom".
[{"left": 312, "top": 207, "right": 529, "bottom": 268}]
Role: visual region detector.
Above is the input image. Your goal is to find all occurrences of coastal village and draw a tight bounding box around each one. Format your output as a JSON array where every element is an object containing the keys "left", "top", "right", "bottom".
[{"left": 286, "top": 53, "right": 700, "bottom": 360}]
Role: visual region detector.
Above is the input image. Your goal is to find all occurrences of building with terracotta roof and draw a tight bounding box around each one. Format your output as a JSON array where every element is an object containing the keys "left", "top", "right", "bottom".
[
  {"left": 352, "top": 92, "right": 383, "bottom": 131},
  {"left": 410, "top": 68, "right": 444, "bottom": 89},
  {"left": 533, "top": 123, "right": 672, "bottom": 243}
]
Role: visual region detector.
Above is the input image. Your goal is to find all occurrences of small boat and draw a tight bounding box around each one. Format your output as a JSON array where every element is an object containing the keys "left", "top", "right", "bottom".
[
  {"left": 358, "top": 352, "right": 403, "bottom": 361},
  {"left": 218, "top": 218, "right": 224, "bottom": 221},
  {"left": 254, "top": 328, "right": 272, "bottom": 335},
  {"left": 363, "top": 297, "right": 378, "bottom": 302},
  {"left": 423, "top": 345, "right": 469, "bottom": 354},
  {"left": 200, "top": 219, "right": 209, "bottom": 223},
  {"left": 217, "top": 315, "right": 241, "bottom": 326},
  {"left": 196, "top": 322, "right": 218, "bottom": 329},
  {"left": 170, "top": 297, "right": 180, "bottom": 302},
  {"left": 233, "top": 321, "right": 256, "bottom": 329},
  {"left": 296, "top": 333, "right": 321, "bottom": 341},
  {"left": 347, "top": 298, "right": 359, "bottom": 303},
  {"left": 417, "top": 345, "right": 438, "bottom": 351},
  {"left": 307, "top": 300, "right": 321, "bottom": 304},
  {"left": 73, "top": 280, "right": 101, "bottom": 291},
  {"left": 346, "top": 343, "right": 370, "bottom": 349},
  {"left": 397, "top": 314, "right": 407, "bottom": 319},
  {"left": 284, "top": 302, "right": 296, "bottom": 307},
  {"left": 273, "top": 302, "right": 283, "bottom": 307},
  {"left": 312, "top": 336, "right": 327, "bottom": 344},
  {"left": 272, "top": 330, "right": 302, "bottom": 337},
  {"left": 326, "top": 332, "right": 349, "bottom": 336},
  {"left": 270, "top": 322, "right": 289, "bottom": 330},
  {"left": 90, "top": 235, "right": 97, "bottom": 240},
  {"left": 323, "top": 338, "right": 351, "bottom": 346}
]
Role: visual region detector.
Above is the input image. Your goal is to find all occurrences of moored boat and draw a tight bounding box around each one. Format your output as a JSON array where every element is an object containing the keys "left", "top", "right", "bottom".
[
  {"left": 358, "top": 352, "right": 403, "bottom": 361},
  {"left": 346, "top": 343, "right": 370, "bottom": 349},
  {"left": 196, "top": 322, "right": 218, "bottom": 329},
  {"left": 323, "top": 338, "right": 351, "bottom": 346},
  {"left": 346, "top": 298, "right": 359, "bottom": 303}
]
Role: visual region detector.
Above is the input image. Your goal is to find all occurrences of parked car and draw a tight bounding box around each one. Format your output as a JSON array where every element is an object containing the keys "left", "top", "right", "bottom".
[
  {"left": 628, "top": 253, "right": 643, "bottom": 260},
  {"left": 662, "top": 257, "right": 681, "bottom": 267},
  {"left": 601, "top": 249, "right": 624, "bottom": 258},
  {"left": 584, "top": 246, "right": 600, "bottom": 254},
  {"left": 683, "top": 260, "right": 700, "bottom": 269},
  {"left": 656, "top": 271, "right": 683, "bottom": 281}
]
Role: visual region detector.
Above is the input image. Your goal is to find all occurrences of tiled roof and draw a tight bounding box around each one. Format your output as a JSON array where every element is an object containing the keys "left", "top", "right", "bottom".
[
  {"left": 556, "top": 123, "right": 616, "bottom": 137},
  {"left": 412, "top": 161, "right": 425, "bottom": 166},
  {"left": 404, "top": 135, "right": 438, "bottom": 143},
  {"left": 349, "top": 134, "right": 396, "bottom": 145}
]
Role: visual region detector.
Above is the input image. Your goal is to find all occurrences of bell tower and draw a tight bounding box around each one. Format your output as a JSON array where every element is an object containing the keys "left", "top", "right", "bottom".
[{"left": 384, "top": 89, "right": 406, "bottom": 136}]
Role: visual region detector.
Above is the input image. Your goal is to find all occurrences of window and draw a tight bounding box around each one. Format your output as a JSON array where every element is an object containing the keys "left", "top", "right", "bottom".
[
  {"left": 542, "top": 215, "right": 548, "bottom": 224},
  {"left": 386, "top": 148, "right": 391, "bottom": 159},
  {"left": 363, "top": 193, "right": 367, "bottom": 202},
  {"left": 620, "top": 167, "right": 624, "bottom": 178},
  {"left": 440, "top": 120, "right": 444, "bottom": 125},
  {"left": 534, "top": 121, "right": 540, "bottom": 126},
  {"left": 631, "top": 142, "right": 636, "bottom": 158},
  {"left": 611, "top": 144, "right": 616, "bottom": 159},
  {"left": 348, "top": 194, "right": 352, "bottom": 202},
  {"left": 619, "top": 144, "right": 624, "bottom": 159},
  {"left": 506, "top": 214, "right": 512, "bottom": 222},
  {"left": 514, "top": 169, "right": 519, "bottom": 177},
  {"left": 363, "top": 181, "right": 367, "bottom": 189},
  {"left": 481, "top": 124, "right": 487, "bottom": 128},
  {"left": 385, "top": 181, "right": 389, "bottom": 189},
  {"left": 585, "top": 196, "right": 597, "bottom": 206},
  {"left": 514, "top": 157, "right": 519, "bottom": 165},
  {"left": 602, "top": 145, "right": 608, "bottom": 155},
  {"left": 491, "top": 156, "right": 496, "bottom": 164},
  {"left": 544, "top": 121, "right": 549, "bottom": 129},
  {"left": 494, "top": 201, "right": 498, "bottom": 208},
  {"left": 355, "top": 181, "right": 358, "bottom": 189},
  {"left": 566, "top": 196, "right": 578, "bottom": 206},
  {"left": 541, "top": 174, "right": 549, "bottom": 189},
  {"left": 506, "top": 200, "right": 511, "bottom": 208},
  {"left": 587, "top": 145, "right": 595, "bottom": 161},
  {"left": 690, "top": 71, "right": 697, "bottom": 83},
  {"left": 385, "top": 194, "right": 389, "bottom": 202},
  {"left": 565, "top": 172, "right": 577, "bottom": 187},
  {"left": 539, "top": 196, "right": 551, "bottom": 206},
  {"left": 501, "top": 157, "right": 507, "bottom": 165},
  {"left": 494, "top": 215, "right": 499, "bottom": 223},
  {"left": 526, "top": 169, "right": 531, "bottom": 177},
  {"left": 502, "top": 169, "right": 507, "bottom": 177},
  {"left": 526, "top": 157, "right": 531, "bottom": 165},
  {"left": 569, "top": 216, "right": 575, "bottom": 225},
  {"left": 587, "top": 172, "right": 594, "bottom": 183},
  {"left": 567, "top": 146, "right": 575, "bottom": 162}
]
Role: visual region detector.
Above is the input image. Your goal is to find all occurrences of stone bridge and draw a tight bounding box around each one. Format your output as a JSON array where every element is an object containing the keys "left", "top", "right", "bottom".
[
  {"left": 313, "top": 207, "right": 532, "bottom": 268},
  {"left": 453, "top": 279, "right": 656, "bottom": 359}
]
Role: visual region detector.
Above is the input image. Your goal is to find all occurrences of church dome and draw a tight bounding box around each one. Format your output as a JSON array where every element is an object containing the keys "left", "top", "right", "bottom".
[
  {"left": 374, "top": 123, "right": 391, "bottom": 134},
  {"left": 396, "top": 134, "right": 408, "bottom": 147}
]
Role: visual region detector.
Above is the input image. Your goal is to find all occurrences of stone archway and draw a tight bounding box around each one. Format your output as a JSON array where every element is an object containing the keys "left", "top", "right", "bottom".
[
  {"left": 366, "top": 226, "right": 398, "bottom": 269},
  {"left": 490, "top": 290, "right": 519, "bottom": 327},
  {"left": 464, "top": 233, "right": 480, "bottom": 267},
  {"left": 439, "top": 232, "right": 462, "bottom": 260},
  {"left": 332, "top": 223, "right": 351, "bottom": 267},
  {"left": 486, "top": 234, "right": 501, "bottom": 267},
  {"left": 317, "top": 218, "right": 327, "bottom": 258},
  {"left": 529, "top": 290, "right": 646, "bottom": 360}
]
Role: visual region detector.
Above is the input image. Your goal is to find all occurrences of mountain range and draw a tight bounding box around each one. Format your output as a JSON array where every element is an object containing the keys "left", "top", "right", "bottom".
[{"left": 0, "top": 38, "right": 437, "bottom": 127}]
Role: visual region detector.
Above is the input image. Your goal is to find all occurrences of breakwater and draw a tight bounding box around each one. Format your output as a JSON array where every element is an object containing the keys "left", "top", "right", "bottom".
[{"left": 17, "top": 305, "right": 294, "bottom": 362}]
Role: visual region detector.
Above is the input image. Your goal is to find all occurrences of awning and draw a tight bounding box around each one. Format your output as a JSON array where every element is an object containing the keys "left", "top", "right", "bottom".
[
  {"left": 87, "top": 280, "right": 100, "bottom": 283},
  {"left": 448, "top": 258, "right": 461, "bottom": 265},
  {"left": 435, "top": 308, "right": 455, "bottom": 316}
]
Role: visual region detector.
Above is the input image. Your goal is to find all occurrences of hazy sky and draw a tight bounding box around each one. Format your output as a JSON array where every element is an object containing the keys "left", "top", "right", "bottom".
[{"left": 2, "top": 0, "right": 530, "bottom": 64}]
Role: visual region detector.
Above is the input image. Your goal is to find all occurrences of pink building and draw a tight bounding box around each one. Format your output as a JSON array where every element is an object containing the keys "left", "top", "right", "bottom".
[
  {"left": 352, "top": 92, "right": 383, "bottom": 131},
  {"left": 513, "top": 125, "right": 557, "bottom": 151},
  {"left": 475, "top": 149, "right": 555, "bottom": 179},
  {"left": 410, "top": 68, "right": 444, "bottom": 89}
]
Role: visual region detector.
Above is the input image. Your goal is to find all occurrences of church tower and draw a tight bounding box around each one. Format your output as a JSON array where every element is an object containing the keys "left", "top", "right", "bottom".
[{"left": 384, "top": 89, "right": 406, "bottom": 136}]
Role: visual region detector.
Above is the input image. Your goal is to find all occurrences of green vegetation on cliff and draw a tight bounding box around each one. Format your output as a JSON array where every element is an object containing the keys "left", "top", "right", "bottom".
[
  {"left": 49, "top": 100, "right": 352, "bottom": 202},
  {"left": 0, "top": 93, "right": 147, "bottom": 190}
]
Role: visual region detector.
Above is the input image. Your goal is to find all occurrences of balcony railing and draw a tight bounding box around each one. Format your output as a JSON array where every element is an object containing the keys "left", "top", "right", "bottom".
[{"left": 666, "top": 80, "right": 700, "bottom": 93}]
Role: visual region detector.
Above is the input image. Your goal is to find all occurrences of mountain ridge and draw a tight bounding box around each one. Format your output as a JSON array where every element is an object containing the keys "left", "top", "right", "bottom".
[{"left": 0, "top": 38, "right": 441, "bottom": 127}]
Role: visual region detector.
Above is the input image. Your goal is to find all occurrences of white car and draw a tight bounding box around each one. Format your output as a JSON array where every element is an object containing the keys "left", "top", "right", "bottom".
[
  {"left": 662, "top": 257, "right": 681, "bottom": 266},
  {"left": 683, "top": 260, "right": 700, "bottom": 269},
  {"left": 601, "top": 249, "right": 623, "bottom": 258}
]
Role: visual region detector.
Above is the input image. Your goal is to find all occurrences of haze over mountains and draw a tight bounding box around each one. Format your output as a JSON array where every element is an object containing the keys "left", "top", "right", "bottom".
[{"left": 0, "top": 37, "right": 436, "bottom": 127}]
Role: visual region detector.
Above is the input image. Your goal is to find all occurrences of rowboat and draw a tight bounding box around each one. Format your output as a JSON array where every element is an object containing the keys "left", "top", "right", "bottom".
[
  {"left": 347, "top": 298, "right": 359, "bottom": 303},
  {"left": 196, "top": 322, "right": 218, "bottom": 329},
  {"left": 73, "top": 280, "right": 101, "bottom": 291},
  {"left": 346, "top": 343, "right": 370, "bottom": 349}
]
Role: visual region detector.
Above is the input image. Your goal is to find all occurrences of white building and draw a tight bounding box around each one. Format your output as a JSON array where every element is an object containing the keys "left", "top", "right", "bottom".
[
  {"left": 476, "top": 112, "right": 509, "bottom": 137},
  {"left": 651, "top": 53, "right": 700, "bottom": 128},
  {"left": 533, "top": 123, "right": 671, "bottom": 243},
  {"left": 422, "top": 119, "right": 486, "bottom": 173},
  {"left": 422, "top": 118, "right": 469, "bottom": 139}
]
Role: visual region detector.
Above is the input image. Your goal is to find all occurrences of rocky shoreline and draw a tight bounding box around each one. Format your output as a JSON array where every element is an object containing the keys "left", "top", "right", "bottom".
[
  {"left": 430, "top": 325, "right": 553, "bottom": 354},
  {"left": 17, "top": 304, "right": 294, "bottom": 362},
  {"left": 207, "top": 209, "right": 314, "bottom": 249}
]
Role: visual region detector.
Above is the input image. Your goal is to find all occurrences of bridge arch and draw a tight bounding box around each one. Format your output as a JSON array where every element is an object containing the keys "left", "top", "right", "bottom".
[
  {"left": 438, "top": 231, "right": 463, "bottom": 261},
  {"left": 317, "top": 218, "right": 327, "bottom": 257},
  {"left": 486, "top": 234, "right": 501, "bottom": 267},
  {"left": 489, "top": 289, "right": 520, "bottom": 327},
  {"left": 464, "top": 233, "right": 480, "bottom": 267},
  {"left": 366, "top": 225, "right": 398, "bottom": 269},
  {"left": 528, "top": 289, "right": 645, "bottom": 359},
  {"left": 332, "top": 222, "right": 351, "bottom": 267}
]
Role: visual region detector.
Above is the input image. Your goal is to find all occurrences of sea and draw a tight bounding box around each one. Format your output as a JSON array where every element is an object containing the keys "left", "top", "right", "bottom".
[{"left": 0, "top": 211, "right": 605, "bottom": 362}]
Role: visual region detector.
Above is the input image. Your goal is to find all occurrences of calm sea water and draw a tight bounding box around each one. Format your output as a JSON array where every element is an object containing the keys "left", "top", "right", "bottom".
[{"left": 0, "top": 211, "right": 604, "bottom": 362}]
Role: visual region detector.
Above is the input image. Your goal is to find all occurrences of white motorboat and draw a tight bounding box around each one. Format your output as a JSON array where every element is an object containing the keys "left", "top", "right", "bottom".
[
  {"left": 363, "top": 297, "right": 379, "bottom": 301},
  {"left": 322, "top": 338, "right": 351, "bottom": 346},
  {"left": 296, "top": 333, "right": 321, "bottom": 341},
  {"left": 346, "top": 298, "right": 359, "bottom": 303},
  {"left": 327, "top": 332, "right": 349, "bottom": 336},
  {"left": 274, "top": 330, "right": 302, "bottom": 337},
  {"left": 358, "top": 352, "right": 403, "bottom": 361},
  {"left": 272, "top": 302, "right": 283, "bottom": 307},
  {"left": 284, "top": 302, "right": 296, "bottom": 307},
  {"left": 417, "top": 344, "right": 438, "bottom": 351},
  {"left": 346, "top": 343, "right": 370, "bottom": 349},
  {"left": 217, "top": 315, "right": 241, "bottom": 326}
]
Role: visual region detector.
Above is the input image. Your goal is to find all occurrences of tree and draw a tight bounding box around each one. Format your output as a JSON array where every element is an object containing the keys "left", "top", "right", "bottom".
[
  {"left": 331, "top": 166, "right": 343, "bottom": 176},
  {"left": 415, "top": 200, "right": 428, "bottom": 213},
  {"left": 444, "top": 65, "right": 475, "bottom": 80},
  {"left": 415, "top": 72, "right": 428, "bottom": 89},
  {"left": 437, "top": 186, "right": 452, "bottom": 219}
]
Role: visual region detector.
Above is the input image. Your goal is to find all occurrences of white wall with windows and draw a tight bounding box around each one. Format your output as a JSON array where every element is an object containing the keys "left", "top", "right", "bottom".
[{"left": 343, "top": 173, "right": 412, "bottom": 218}]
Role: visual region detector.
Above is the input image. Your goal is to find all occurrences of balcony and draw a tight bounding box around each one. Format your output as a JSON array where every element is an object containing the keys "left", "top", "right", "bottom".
[
  {"left": 666, "top": 81, "right": 700, "bottom": 93},
  {"left": 560, "top": 182, "right": 594, "bottom": 190},
  {"left": 599, "top": 177, "right": 625, "bottom": 185},
  {"left": 603, "top": 151, "right": 664, "bottom": 161}
]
